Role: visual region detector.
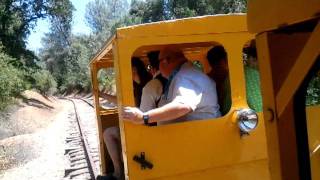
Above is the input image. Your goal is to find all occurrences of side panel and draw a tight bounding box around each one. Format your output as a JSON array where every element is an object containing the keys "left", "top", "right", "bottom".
[{"left": 116, "top": 32, "right": 270, "bottom": 179}]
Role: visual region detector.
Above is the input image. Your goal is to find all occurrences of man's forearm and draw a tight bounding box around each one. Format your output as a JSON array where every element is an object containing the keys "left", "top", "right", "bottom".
[{"left": 147, "top": 102, "right": 192, "bottom": 123}]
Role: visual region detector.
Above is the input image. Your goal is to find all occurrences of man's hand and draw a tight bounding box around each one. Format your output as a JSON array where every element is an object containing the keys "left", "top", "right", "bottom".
[{"left": 122, "top": 107, "right": 143, "bottom": 124}]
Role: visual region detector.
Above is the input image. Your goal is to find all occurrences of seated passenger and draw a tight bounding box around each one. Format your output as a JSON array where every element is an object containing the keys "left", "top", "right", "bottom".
[
  {"left": 140, "top": 51, "right": 167, "bottom": 112},
  {"left": 206, "top": 45, "right": 231, "bottom": 115},
  {"left": 122, "top": 47, "right": 221, "bottom": 126},
  {"left": 98, "top": 57, "right": 151, "bottom": 106}
]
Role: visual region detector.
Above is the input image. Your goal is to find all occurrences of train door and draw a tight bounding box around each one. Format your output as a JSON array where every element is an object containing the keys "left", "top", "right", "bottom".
[{"left": 255, "top": 19, "right": 320, "bottom": 180}]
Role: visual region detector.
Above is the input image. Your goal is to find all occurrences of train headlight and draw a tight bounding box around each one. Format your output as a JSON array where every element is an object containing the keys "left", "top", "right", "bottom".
[{"left": 236, "top": 108, "right": 258, "bottom": 134}]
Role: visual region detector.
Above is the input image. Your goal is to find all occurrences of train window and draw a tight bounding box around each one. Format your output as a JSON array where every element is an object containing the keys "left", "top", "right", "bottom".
[
  {"left": 129, "top": 42, "right": 232, "bottom": 126},
  {"left": 243, "top": 40, "right": 263, "bottom": 112},
  {"left": 97, "top": 68, "right": 117, "bottom": 109}
]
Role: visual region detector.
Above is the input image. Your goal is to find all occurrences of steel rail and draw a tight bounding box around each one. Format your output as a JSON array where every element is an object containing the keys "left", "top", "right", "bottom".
[{"left": 66, "top": 98, "right": 97, "bottom": 179}]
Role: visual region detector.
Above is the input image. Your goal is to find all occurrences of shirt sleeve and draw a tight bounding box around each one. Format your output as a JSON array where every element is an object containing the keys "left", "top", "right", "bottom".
[
  {"left": 140, "top": 79, "right": 163, "bottom": 112},
  {"left": 171, "top": 77, "right": 203, "bottom": 111}
]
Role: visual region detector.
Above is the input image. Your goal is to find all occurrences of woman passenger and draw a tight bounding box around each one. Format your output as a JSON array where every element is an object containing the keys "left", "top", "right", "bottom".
[{"left": 206, "top": 45, "right": 231, "bottom": 115}]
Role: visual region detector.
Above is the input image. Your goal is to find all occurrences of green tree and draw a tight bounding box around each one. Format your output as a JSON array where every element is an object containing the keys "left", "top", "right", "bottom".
[
  {"left": 0, "top": 0, "right": 73, "bottom": 66},
  {"left": 0, "top": 46, "right": 27, "bottom": 109},
  {"left": 38, "top": 0, "right": 73, "bottom": 89},
  {"left": 129, "top": 0, "right": 247, "bottom": 23},
  {"left": 85, "top": 0, "right": 129, "bottom": 34},
  {"left": 32, "top": 69, "right": 57, "bottom": 95},
  {"left": 62, "top": 35, "right": 92, "bottom": 92},
  {"left": 85, "top": 0, "right": 130, "bottom": 58},
  {"left": 130, "top": 0, "right": 166, "bottom": 23}
]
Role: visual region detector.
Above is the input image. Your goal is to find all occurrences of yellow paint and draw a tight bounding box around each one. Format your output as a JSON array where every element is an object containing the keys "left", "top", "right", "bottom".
[
  {"left": 255, "top": 33, "right": 282, "bottom": 180},
  {"left": 90, "top": 15, "right": 271, "bottom": 179},
  {"left": 306, "top": 105, "right": 320, "bottom": 180},
  {"left": 247, "top": 0, "right": 320, "bottom": 33}
]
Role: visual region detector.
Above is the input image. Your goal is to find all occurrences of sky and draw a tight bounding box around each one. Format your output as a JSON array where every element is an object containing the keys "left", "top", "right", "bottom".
[{"left": 26, "top": 0, "right": 93, "bottom": 52}]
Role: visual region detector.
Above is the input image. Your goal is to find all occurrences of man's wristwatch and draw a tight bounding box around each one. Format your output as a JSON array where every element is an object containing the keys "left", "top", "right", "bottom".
[{"left": 142, "top": 113, "right": 150, "bottom": 125}]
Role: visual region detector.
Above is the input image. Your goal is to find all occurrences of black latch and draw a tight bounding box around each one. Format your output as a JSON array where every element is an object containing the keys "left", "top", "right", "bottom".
[{"left": 133, "top": 152, "right": 153, "bottom": 170}]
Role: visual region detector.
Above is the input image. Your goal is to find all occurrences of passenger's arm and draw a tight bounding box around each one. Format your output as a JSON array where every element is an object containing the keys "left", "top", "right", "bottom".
[
  {"left": 99, "top": 91, "right": 117, "bottom": 104},
  {"left": 147, "top": 101, "right": 192, "bottom": 123},
  {"left": 122, "top": 101, "right": 192, "bottom": 124}
]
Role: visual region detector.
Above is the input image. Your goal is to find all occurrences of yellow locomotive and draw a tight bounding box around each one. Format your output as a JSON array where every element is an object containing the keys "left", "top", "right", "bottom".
[
  {"left": 90, "top": 14, "right": 269, "bottom": 180},
  {"left": 90, "top": 1, "right": 320, "bottom": 179}
]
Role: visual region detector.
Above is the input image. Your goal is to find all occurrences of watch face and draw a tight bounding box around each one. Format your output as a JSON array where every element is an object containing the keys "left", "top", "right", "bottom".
[{"left": 143, "top": 114, "right": 149, "bottom": 125}]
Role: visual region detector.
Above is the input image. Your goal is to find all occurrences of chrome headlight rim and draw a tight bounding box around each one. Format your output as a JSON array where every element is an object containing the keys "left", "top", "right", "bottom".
[{"left": 236, "top": 108, "right": 259, "bottom": 133}]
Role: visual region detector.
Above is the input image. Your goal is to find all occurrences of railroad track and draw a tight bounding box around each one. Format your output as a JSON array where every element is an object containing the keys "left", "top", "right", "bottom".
[{"left": 64, "top": 98, "right": 99, "bottom": 180}]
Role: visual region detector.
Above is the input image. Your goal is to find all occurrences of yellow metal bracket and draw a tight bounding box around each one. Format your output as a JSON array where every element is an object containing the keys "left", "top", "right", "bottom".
[{"left": 276, "top": 21, "right": 320, "bottom": 117}]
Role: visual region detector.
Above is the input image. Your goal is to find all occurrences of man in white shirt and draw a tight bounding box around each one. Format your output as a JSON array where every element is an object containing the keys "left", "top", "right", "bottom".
[{"left": 123, "top": 47, "right": 221, "bottom": 125}]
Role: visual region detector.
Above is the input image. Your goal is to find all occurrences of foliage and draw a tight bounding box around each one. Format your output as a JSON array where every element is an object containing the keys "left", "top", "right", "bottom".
[
  {"left": 98, "top": 68, "right": 116, "bottom": 93},
  {"left": 129, "top": 0, "right": 247, "bottom": 23},
  {"left": 85, "top": 0, "right": 129, "bottom": 34},
  {"left": 32, "top": 69, "right": 57, "bottom": 95},
  {"left": 0, "top": 0, "right": 73, "bottom": 109},
  {"left": 85, "top": 0, "right": 129, "bottom": 51},
  {"left": 63, "top": 35, "right": 92, "bottom": 93},
  {"left": 306, "top": 71, "right": 320, "bottom": 106},
  {"left": 0, "top": 47, "right": 27, "bottom": 109},
  {"left": 38, "top": 0, "right": 73, "bottom": 90},
  {"left": 39, "top": 31, "right": 70, "bottom": 88},
  {"left": 0, "top": 0, "right": 73, "bottom": 67}
]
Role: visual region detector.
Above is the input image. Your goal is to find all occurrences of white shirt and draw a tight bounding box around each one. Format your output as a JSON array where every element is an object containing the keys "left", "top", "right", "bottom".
[{"left": 160, "top": 62, "right": 221, "bottom": 124}]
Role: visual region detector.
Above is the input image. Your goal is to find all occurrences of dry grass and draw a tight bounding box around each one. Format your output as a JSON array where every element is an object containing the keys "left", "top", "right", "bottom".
[{"left": 0, "top": 90, "right": 68, "bottom": 179}]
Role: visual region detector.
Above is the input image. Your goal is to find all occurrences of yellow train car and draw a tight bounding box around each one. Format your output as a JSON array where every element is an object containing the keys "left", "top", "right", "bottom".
[
  {"left": 247, "top": 0, "right": 320, "bottom": 180},
  {"left": 90, "top": 14, "right": 270, "bottom": 180}
]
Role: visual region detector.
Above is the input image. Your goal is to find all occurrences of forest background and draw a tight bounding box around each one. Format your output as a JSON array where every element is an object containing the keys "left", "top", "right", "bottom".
[{"left": 0, "top": 0, "right": 319, "bottom": 110}]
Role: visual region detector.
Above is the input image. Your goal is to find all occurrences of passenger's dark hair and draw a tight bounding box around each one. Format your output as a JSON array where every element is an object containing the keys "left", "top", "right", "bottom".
[
  {"left": 207, "top": 45, "right": 227, "bottom": 66},
  {"left": 131, "top": 57, "right": 152, "bottom": 107},
  {"left": 131, "top": 57, "right": 152, "bottom": 87},
  {"left": 147, "top": 51, "right": 160, "bottom": 70},
  {"left": 243, "top": 40, "right": 257, "bottom": 59}
]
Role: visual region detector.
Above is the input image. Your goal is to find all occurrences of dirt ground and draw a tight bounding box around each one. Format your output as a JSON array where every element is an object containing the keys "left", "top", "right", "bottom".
[{"left": 0, "top": 90, "right": 73, "bottom": 180}]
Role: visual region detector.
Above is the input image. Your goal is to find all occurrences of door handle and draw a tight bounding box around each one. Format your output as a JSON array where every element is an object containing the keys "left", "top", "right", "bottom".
[{"left": 133, "top": 152, "right": 153, "bottom": 170}]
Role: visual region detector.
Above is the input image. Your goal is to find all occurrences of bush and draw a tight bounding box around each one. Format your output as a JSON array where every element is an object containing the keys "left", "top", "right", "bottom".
[
  {"left": 32, "top": 70, "right": 57, "bottom": 96},
  {"left": 0, "top": 51, "right": 27, "bottom": 110}
]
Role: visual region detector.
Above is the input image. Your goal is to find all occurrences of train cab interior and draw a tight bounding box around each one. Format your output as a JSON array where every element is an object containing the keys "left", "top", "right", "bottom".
[{"left": 90, "top": 14, "right": 270, "bottom": 180}]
